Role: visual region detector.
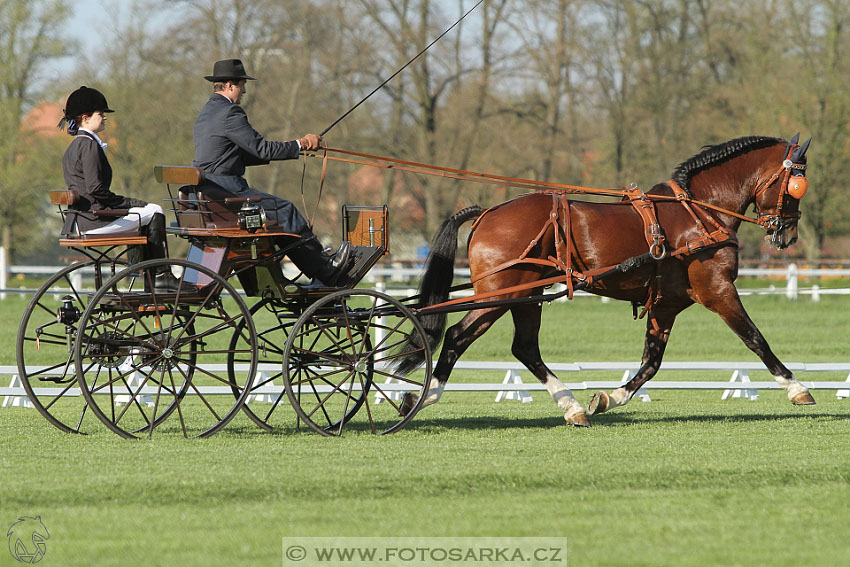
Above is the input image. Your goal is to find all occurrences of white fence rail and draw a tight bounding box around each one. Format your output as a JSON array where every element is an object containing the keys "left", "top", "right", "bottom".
[
  {"left": 4, "top": 361, "right": 850, "bottom": 409},
  {"left": 3, "top": 256, "right": 850, "bottom": 300}
]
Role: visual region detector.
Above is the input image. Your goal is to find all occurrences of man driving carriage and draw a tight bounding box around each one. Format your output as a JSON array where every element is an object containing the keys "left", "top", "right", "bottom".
[{"left": 193, "top": 58, "right": 351, "bottom": 286}]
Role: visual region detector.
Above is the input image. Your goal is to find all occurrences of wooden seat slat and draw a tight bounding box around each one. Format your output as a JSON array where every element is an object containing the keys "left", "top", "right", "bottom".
[
  {"left": 154, "top": 165, "right": 204, "bottom": 185},
  {"left": 60, "top": 236, "right": 148, "bottom": 247},
  {"left": 167, "top": 226, "right": 299, "bottom": 239}
]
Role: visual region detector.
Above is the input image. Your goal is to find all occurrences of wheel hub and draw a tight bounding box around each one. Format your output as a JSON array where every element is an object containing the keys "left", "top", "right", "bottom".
[
  {"left": 90, "top": 331, "right": 131, "bottom": 368},
  {"left": 146, "top": 338, "right": 180, "bottom": 370}
]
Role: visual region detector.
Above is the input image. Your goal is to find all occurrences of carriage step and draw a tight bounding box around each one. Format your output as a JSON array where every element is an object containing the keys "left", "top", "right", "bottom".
[{"left": 38, "top": 375, "right": 76, "bottom": 385}]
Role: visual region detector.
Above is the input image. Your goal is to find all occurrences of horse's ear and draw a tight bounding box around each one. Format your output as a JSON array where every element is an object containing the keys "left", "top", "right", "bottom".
[
  {"left": 784, "top": 132, "right": 800, "bottom": 158},
  {"left": 791, "top": 137, "right": 811, "bottom": 162},
  {"left": 799, "top": 136, "right": 812, "bottom": 158}
]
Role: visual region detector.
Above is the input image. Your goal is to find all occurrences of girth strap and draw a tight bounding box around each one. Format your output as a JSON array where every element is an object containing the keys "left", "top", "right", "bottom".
[{"left": 626, "top": 187, "right": 667, "bottom": 260}]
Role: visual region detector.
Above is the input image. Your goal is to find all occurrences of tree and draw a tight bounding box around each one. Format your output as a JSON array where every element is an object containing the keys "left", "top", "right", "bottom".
[
  {"left": 782, "top": 0, "right": 850, "bottom": 259},
  {"left": 0, "top": 0, "right": 73, "bottom": 262}
]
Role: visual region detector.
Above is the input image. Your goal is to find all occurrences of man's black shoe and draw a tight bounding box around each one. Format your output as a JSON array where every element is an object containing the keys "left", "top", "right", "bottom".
[
  {"left": 330, "top": 241, "right": 351, "bottom": 271},
  {"left": 320, "top": 241, "right": 352, "bottom": 287}
]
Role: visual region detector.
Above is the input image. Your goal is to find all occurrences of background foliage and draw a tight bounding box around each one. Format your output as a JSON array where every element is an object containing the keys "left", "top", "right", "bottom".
[{"left": 3, "top": 0, "right": 850, "bottom": 263}]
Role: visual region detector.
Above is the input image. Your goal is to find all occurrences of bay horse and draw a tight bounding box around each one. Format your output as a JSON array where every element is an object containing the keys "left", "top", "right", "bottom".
[{"left": 396, "top": 135, "right": 814, "bottom": 426}]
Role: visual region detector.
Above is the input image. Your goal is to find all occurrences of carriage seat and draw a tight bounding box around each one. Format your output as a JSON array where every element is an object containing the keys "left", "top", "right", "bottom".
[
  {"left": 50, "top": 190, "right": 147, "bottom": 247},
  {"left": 187, "top": 184, "right": 272, "bottom": 229},
  {"left": 155, "top": 165, "right": 281, "bottom": 231}
]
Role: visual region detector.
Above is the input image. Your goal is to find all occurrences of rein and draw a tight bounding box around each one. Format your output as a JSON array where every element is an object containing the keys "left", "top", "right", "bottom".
[{"left": 306, "top": 146, "right": 794, "bottom": 230}]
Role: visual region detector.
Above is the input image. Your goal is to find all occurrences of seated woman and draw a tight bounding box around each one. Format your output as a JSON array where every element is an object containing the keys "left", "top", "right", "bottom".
[{"left": 58, "top": 86, "right": 179, "bottom": 292}]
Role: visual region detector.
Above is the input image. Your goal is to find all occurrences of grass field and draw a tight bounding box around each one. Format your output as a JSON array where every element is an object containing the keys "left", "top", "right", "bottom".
[{"left": 1, "top": 291, "right": 849, "bottom": 566}]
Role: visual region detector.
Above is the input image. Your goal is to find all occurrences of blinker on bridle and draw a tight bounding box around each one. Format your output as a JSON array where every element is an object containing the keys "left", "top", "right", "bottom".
[{"left": 752, "top": 140, "right": 809, "bottom": 233}]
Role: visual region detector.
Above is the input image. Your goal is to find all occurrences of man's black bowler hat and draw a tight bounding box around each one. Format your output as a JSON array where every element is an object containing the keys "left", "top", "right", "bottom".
[
  {"left": 64, "top": 86, "right": 114, "bottom": 118},
  {"left": 204, "top": 59, "right": 256, "bottom": 82}
]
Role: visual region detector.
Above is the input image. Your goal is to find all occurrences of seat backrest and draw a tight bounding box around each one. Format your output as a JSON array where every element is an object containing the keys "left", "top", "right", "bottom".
[
  {"left": 155, "top": 166, "right": 207, "bottom": 228},
  {"left": 154, "top": 165, "right": 204, "bottom": 185},
  {"left": 176, "top": 188, "right": 204, "bottom": 228},
  {"left": 50, "top": 190, "right": 78, "bottom": 206},
  {"left": 196, "top": 185, "right": 242, "bottom": 228}
]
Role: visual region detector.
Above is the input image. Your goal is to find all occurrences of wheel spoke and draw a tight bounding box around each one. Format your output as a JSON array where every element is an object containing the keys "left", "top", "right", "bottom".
[
  {"left": 74, "top": 259, "right": 257, "bottom": 438},
  {"left": 283, "top": 289, "right": 430, "bottom": 436},
  {"left": 17, "top": 261, "right": 105, "bottom": 433}
]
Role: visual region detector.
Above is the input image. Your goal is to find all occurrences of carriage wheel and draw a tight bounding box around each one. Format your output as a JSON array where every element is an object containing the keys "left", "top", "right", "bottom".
[
  {"left": 73, "top": 259, "right": 258, "bottom": 439},
  {"left": 227, "top": 298, "right": 299, "bottom": 431},
  {"left": 282, "top": 289, "right": 431, "bottom": 436},
  {"left": 227, "top": 297, "right": 371, "bottom": 432},
  {"left": 16, "top": 259, "right": 126, "bottom": 434}
]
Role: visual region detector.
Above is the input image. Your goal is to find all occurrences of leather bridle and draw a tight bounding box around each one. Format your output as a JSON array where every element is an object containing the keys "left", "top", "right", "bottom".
[{"left": 751, "top": 144, "right": 808, "bottom": 248}]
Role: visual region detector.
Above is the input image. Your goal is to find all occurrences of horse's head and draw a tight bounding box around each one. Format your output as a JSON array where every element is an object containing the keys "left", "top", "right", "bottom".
[{"left": 753, "top": 134, "right": 811, "bottom": 250}]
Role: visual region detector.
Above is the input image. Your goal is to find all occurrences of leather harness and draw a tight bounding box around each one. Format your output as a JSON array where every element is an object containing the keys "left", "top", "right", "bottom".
[{"left": 304, "top": 145, "right": 805, "bottom": 317}]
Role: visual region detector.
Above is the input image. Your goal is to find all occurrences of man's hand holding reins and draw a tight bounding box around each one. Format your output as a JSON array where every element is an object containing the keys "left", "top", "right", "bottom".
[{"left": 299, "top": 134, "right": 322, "bottom": 151}]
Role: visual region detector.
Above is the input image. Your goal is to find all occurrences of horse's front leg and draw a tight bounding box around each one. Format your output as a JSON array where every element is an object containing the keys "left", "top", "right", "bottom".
[
  {"left": 690, "top": 258, "right": 815, "bottom": 405},
  {"left": 587, "top": 304, "right": 680, "bottom": 415}
]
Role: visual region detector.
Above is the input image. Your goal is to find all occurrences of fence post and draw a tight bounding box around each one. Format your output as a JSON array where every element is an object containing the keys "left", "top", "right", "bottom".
[
  {"left": 721, "top": 369, "right": 759, "bottom": 400},
  {"left": 0, "top": 246, "right": 7, "bottom": 300},
  {"left": 494, "top": 369, "right": 533, "bottom": 403},
  {"left": 786, "top": 263, "right": 798, "bottom": 300}
]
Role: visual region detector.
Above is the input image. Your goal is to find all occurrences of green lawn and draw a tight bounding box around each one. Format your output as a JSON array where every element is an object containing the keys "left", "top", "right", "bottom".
[{"left": 1, "top": 291, "right": 848, "bottom": 566}]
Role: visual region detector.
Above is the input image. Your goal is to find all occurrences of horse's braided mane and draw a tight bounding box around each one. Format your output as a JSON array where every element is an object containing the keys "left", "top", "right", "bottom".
[{"left": 671, "top": 135, "right": 784, "bottom": 197}]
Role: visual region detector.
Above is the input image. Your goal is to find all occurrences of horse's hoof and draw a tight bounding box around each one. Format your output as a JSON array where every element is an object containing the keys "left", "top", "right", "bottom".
[
  {"left": 565, "top": 410, "right": 591, "bottom": 427},
  {"left": 791, "top": 391, "right": 816, "bottom": 405},
  {"left": 587, "top": 391, "right": 610, "bottom": 416},
  {"left": 399, "top": 392, "right": 418, "bottom": 416}
]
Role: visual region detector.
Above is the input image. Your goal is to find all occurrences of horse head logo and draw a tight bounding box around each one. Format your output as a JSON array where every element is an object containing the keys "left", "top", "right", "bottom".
[{"left": 6, "top": 516, "right": 50, "bottom": 564}]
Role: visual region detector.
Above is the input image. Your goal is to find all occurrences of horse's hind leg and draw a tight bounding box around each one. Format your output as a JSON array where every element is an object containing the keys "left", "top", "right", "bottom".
[
  {"left": 509, "top": 304, "right": 589, "bottom": 427},
  {"left": 403, "top": 306, "right": 508, "bottom": 413}
]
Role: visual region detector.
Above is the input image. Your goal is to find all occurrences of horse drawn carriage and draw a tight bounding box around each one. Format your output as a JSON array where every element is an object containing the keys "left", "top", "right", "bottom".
[
  {"left": 16, "top": 134, "right": 815, "bottom": 437},
  {"left": 16, "top": 165, "right": 435, "bottom": 438}
]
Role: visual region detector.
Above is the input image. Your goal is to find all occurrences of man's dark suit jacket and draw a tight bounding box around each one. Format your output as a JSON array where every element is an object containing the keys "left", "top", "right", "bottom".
[
  {"left": 193, "top": 94, "right": 300, "bottom": 177},
  {"left": 61, "top": 131, "right": 139, "bottom": 235}
]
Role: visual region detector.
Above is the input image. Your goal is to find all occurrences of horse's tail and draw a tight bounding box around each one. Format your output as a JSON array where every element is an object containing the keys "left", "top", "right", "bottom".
[{"left": 392, "top": 205, "right": 483, "bottom": 376}]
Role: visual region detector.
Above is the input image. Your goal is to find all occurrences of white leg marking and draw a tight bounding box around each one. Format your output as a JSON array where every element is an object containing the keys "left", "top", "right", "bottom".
[
  {"left": 774, "top": 374, "right": 809, "bottom": 399},
  {"left": 544, "top": 376, "right": 582, "bottom": 412},
  {"left": 421, "top": 377, "right": 444, "bottom": 407},
  {"left": 609, "top": 387, "right": 629, "bottom": 407}
]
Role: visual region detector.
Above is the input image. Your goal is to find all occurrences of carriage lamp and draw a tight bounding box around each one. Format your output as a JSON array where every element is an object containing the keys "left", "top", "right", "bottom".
[
  {"left": 56, "top": 295, "right": 80, "bottom": 326},
  {"left": 56, "top": 294, "right": 81, "bottom": 351},
  {"left": 238, "top": 201, "right": 266, "bottom": 233}
]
